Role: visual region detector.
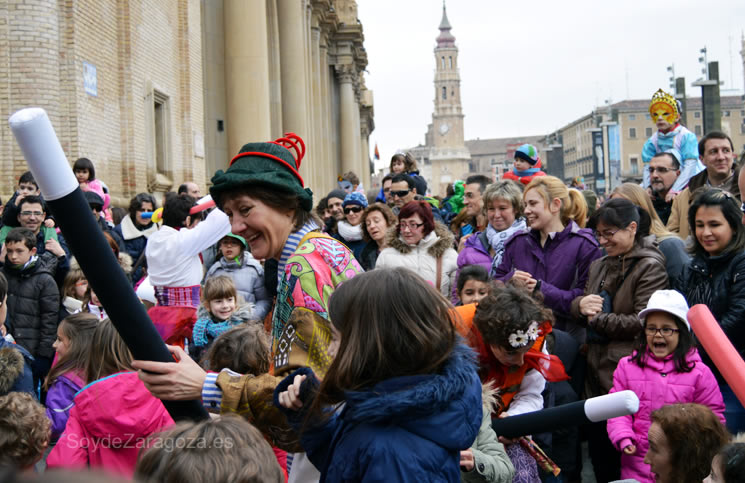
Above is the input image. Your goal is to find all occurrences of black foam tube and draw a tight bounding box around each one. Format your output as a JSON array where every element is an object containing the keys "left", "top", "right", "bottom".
[
  {"left": 491, "top": 401, "right": 587, "bottom": 439},
  {"left": 48, "top": 188, "right": 208, "bottom": 422}
]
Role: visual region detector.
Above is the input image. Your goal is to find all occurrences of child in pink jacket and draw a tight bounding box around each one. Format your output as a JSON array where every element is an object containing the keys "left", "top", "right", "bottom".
[
  {"left": 607, "top": 290, "right": 725, "bottom": 483},
  {"left": 47, "top": 318, "right": 173, "bottom": 477}
]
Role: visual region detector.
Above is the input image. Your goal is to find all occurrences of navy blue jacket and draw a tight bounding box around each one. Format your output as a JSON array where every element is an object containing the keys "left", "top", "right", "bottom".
[{"left": 275, "top": 343, "right": 482, "bottom": 482}]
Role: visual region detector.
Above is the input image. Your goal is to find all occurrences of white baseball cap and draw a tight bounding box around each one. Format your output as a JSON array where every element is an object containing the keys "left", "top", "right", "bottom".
[{"left": 638, "top": 290, "right": 690, "bottom": 330}]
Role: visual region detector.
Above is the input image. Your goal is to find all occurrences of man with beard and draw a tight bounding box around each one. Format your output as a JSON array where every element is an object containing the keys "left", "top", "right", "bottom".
[{"left": 648, "top": 150, "right": 681, "bottom": 224}]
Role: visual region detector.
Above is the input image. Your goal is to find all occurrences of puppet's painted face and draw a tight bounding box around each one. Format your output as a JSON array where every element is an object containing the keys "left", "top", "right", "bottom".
[
  {"left": 650, "top": 103, "right": 678, "bottom": 131},
  {"left": 338, "top": 180, "right": 353, "bottom": 193}
]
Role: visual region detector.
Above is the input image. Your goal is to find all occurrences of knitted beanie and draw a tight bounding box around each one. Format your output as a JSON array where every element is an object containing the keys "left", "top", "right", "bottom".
[
  {"left": 514, "top": 144, "right": 540, "bottom": 166},
  {"left": 83, "top": 190, "right": 104, "bottom": 209},
  {"left": 343, "top": 192, "right": 368, "bottom": 209},
  {"left": 326, "top": 189, "right": 348, "bottom": 203},
  {"left": 210, "top": 133, "right": 313, "bottom": 211}
]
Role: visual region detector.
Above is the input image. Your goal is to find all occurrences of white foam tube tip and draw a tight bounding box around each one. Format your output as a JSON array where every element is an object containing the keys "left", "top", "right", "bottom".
[
  {"left": 584, "top": 390, "right": 640, "bottom": 422},
  {"left": 8, "top": 108, "right": 78, "bottom": 201},
  {"left": 196, "top": 194, "right": 212, "bottom": 205}
]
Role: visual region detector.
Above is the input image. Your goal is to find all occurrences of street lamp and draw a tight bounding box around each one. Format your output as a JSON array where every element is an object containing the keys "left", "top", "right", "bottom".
[
  {"left": 699, "top": 47, "right": 708, "bottom": 79},
  {"left": 667, "top": 64, "right": 675, "bottom": 91}
]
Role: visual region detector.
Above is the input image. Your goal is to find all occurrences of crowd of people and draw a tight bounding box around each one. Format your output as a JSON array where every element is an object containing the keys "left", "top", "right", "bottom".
[{"left": 1, "top": 90, "right": 745, "bottom": 483}]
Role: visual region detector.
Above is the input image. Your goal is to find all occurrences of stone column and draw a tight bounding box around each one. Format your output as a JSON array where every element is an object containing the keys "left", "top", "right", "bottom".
[
  {"left": 223, "top": 0, "right": 271, "bottom": 155},
  {"left": 337, "top": 64, "right": 358, "bottom": 175},
  {"left": 360, "top": 124, "right": 371, "bottom": 190},
  {"left": 277, "top": 0, "right": 311, "bottom": 182}
]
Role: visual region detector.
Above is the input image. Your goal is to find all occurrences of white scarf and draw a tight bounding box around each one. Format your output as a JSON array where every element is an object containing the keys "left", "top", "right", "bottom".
[
  {"left": 336, "top": 220, "right": 363, "bottom": 242},
  {"left": 488, "top": 217, "right": 527, "bottom": 276}
]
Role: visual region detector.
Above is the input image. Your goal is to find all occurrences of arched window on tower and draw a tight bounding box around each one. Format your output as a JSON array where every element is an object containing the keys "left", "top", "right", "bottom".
[
  {"left": 449, "top": 56, "right": 452, "bottom": 69},
  {"left": 441, "top": 56, "right": 445, "bottom": 69},
  {"left": 442, "top": 86, "right": 447, "bottom": 100}
]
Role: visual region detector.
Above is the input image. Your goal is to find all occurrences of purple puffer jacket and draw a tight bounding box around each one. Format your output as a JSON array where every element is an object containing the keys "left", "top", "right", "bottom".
[
  {"left": 607, "top": 349, "right": 725, "bottom": 483},
  {"left": 493, "top": 221, "right": 601, "bottom": 331},
  {"left": 452, "top": 232, "right": 492, "bottom": 303},
  {"left": 45, "top": 370, "right": 85, "bottom": 441}
]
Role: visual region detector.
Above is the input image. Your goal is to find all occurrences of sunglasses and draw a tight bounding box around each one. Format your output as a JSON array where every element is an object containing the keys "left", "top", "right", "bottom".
[
  {"left": 344, "top": 206, "right": 363, "bottom": 214},
  {"left": 390, "top": 190, "right": 410, "bottom": 198}
]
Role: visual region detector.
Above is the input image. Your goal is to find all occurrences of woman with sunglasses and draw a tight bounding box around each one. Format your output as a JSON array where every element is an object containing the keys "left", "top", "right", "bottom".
[
  {"left": 676, "top": 187, "right": 745, "bottom": 434},
  {"left": 331, "top": 192, "right": 369, "bottom": 261},
  {"left": 376, "top": 200, "right": 458, "bottom": 296},
  {"left": 570, "top": 198, "right": 668, "bottom": 482}
]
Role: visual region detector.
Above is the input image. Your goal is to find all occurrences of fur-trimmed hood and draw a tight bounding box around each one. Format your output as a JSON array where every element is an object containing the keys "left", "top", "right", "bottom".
[
  {"left": 0, "top": 342, "right": 33, "bottom": 395},
  {"left": 385, "top": 222, "right": 455, "bottom": 259},
  {"left": 0, "top": 346, "right": 24, "bottom": 394},
  {"left": 342, "top": 342, "right": 482, "bottom": 450}
]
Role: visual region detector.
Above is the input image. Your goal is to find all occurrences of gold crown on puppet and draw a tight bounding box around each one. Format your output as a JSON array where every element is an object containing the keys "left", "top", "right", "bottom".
[{"left": 649, "top": 88, "right": 679, "bottom": 116}]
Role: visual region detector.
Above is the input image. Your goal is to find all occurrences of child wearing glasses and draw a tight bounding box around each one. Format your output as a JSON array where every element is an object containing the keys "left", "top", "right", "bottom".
[
  {"left": 607, "top": 290, "right": 725, "bottom": 483},
  {"left": 331, "top": 192, "right": 368, "bottom": 261}
]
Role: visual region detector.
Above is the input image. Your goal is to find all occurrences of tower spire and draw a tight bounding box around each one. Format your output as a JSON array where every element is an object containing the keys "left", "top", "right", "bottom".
[{"left": 437, "top": 1, "right": 455, "bottom": 47}]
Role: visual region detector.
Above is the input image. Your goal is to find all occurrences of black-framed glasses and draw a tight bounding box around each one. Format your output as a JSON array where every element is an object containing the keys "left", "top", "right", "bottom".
[
  {"left": 343, "top": 206, "right": 363, "bottom": 214},
  {"left": 390, "top": 190, "right": 410, "bottom": 198},
  {"left": 400, "top": 221, "right": 424, "bottom": 231},
  {"left": 19, "top": 211, "right": 43, "bottom": 217},
  {"left": 649, "top": 167, "right": 675, "bottom": 174},
  {"left": 645, "top": 327, "right": 680, "bottom": 337},
  {"left": 594, "top": 228, "right": 620, "bottom": 241}
]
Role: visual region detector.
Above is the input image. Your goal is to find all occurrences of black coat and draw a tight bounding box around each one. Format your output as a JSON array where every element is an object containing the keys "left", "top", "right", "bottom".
[
  {"left": 676, "top": 249, "right": 745, "bottom": 382},
  {"left": 359, "top": 240, "right": 379, "bottom": 271},
  {"left": 4, "top": 252, "right": 60, "bottom": 359}
]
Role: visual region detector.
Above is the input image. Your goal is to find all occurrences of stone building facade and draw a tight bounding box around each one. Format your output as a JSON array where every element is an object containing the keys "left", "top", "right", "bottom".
[
  {"left": 0, "top": 0, "right": 374, "bottom": 205},
  {"left": 0, "top": 0, "right": 206, "bottom": 206},
  {"left": 203, "top": 0, "right": 374, "bottom": 198}
]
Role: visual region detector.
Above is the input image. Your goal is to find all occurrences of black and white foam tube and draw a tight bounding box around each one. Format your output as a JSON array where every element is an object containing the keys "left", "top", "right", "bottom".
[
  {"left": 9, "top": 107, "right": 207, "bottom": 422},
  {"left": 492, "top": 390, "right": 639, "bottom": 438}
]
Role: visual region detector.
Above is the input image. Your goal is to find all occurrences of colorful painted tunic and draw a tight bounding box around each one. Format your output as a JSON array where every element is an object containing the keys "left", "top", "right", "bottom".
[{"left": 272, "top": 232, "right": 363, "bottom": 376}]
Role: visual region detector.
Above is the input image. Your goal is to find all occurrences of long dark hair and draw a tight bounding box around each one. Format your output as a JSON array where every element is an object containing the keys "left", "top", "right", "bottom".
[
  {"left": 630, "top": 313, "right": 695, "bottom": 373},
  {"left": 589, "top": 198, "right": 651, "bottom": 243},
  {"left": 305, "top": 269, "right": 456, "bottom": 422},
  {"left": 688, "top": 188, "right": 745, "bottom": 258}
]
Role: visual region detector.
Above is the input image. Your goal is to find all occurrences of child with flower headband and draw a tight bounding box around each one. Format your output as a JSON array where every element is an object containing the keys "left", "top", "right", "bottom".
[
  {"left": 456, "top": 283, "right": 568, "bottom": 482},
  {"left": 642, "top": 88, "right": 703, "bottom": 196}
]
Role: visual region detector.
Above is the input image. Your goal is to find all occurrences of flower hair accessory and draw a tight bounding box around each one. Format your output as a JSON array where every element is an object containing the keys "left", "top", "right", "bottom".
[{"left": 508, "top": 321, "right": 540, "bottom": 349}]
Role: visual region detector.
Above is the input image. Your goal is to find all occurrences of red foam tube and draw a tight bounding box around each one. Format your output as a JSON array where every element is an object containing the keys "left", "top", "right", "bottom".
[{"left": 688, "top": 304, "right": 745, "bottom": 406}]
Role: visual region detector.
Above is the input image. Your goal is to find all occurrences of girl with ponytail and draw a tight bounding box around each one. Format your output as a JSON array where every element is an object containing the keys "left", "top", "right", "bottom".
[
  {"left": 493, "top": 176, "right": 602, "bottom": 343},
  {"left": 570, "top": 198, "right": 668, "bottom": 483}
]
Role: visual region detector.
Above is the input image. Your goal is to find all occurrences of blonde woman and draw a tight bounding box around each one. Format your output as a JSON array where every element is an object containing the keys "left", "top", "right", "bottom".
[
  {"left": 493, "top": 176, "right": 602, "bottom": 343},
  {"left": 611, "top": 183, "right": 689, "bottom": 283}
]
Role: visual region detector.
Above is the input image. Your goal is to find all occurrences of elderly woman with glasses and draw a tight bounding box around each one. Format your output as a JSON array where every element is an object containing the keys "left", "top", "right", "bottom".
[
  {"left": 570, "top": 198, "right": 668, "bottom": 483},
  {"left": 376, "top": 201, "right": 457, "bottom": 296},
  {"left": 676, "top": 187, "right": 745, "bottom": 434}
]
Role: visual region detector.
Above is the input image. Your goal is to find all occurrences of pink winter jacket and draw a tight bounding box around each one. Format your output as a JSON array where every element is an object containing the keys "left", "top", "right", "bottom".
[
  {"left": 47, "top": 371, "right": 174, "bottom": 477},
  {"left": 607, "top": 348, "right": 725, "bottom": 483}
]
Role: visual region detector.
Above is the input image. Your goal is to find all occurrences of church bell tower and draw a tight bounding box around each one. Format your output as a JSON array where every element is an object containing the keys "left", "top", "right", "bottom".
[{"left": 429, "top": 2, "right": 470, "bottom": 195}]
